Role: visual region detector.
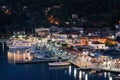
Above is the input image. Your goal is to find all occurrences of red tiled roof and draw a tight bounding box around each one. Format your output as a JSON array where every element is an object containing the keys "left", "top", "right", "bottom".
[{"left": 66, "top": 48, "right": 81, "bottom": 54}]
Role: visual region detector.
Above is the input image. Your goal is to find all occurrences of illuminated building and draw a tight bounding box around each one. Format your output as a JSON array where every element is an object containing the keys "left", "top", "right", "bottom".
[{"left": 7, "top": 51, "right": 33, "bottom": 63}]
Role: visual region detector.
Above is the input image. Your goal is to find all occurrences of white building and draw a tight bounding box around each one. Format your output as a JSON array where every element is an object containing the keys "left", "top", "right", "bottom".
[
  {"left": 35, "top": 28, "right": 50, "bottom": 37},
  {"left": 89, "top": 41, "right": 106, "bottom": 50},
  {"left": 52, "top": 29, "right": 81, "bottom": 44}
]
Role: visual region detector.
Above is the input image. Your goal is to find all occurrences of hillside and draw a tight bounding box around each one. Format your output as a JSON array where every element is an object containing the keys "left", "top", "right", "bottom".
[{"left": 0, "top": 0, "right": 120, "bottom": 32}]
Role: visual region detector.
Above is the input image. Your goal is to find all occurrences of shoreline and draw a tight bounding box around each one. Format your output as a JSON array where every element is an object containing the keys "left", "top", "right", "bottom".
[{"left": 70, "top": 61, "right": 120, "bottom": 73}]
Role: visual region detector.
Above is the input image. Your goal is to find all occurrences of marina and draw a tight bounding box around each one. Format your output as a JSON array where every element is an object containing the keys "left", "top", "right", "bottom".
[
  {"left": 0, "top": 1, "right": 120, "bottom": 80},
  {"left": 0, "top": 31, "right": 119, "bottom": 80},
  {"left": 5, "top": 38, "right": 120, "bottom": 73},
  {"left": 0, "top": 40, "right": 120, "bottom": 80}
]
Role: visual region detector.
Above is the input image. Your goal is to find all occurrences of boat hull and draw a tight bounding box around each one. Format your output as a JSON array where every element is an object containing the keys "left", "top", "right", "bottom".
[{"left": 49, "top": 62, "right": 70, "bottom": 67}]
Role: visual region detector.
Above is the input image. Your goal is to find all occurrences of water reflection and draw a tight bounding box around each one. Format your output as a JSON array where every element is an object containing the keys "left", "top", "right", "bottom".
[
  {"left": 7, "top": 50, "right": 33, "bottom": 63},
  {"left": 85, "top": 73, "right": 88, "bottom": 80},
  {"left": 2, "top": 42, "right": 4, "bottom": 53},
  {"left": 69, "top": 65, "right": 72, "bottom": 75},
  {"left": 83, "top": 71, "right": 85, "bottom": 77},
  {"left": 74, "top": 68, "right": 77, "bottom": 78},
  {"left": 108, "top": 72, "right": 111, "bottom": 77},
  {"left": 109, "top": 76, "right": 112, "bottom": 80},
  {"left": 0, "top": 43, "right": 119, "bottom": 80},
  {"left": 104, "top": 72, "right": 107, "bottom": 78},
  {"left": 79, "top": 70, "right": 82, "bottom": 80}
]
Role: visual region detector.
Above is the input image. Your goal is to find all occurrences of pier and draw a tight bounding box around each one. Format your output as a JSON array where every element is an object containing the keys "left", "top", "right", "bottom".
[
  {"left": 69, "top": 60, "right": 120, "bottom": 73},
  {"left": 15, "top": 58, "right": 68, "bottom": 65}
]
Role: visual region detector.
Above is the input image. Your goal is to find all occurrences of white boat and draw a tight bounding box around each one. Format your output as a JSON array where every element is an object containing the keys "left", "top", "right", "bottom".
[
  {"left": 7, "top": 40, "right": 31, "bottom": 50},
  {"left": 34, "top": 54, "right": 44, "bottom": 59},
  {"left": 28, "top": 46, "right": 43, "bottom": 53},
  {"left": 49, "top": 62, "right": 70, "bottom": 67},
  {"left": 26, "top": 46, "right": 49, "bottom": 59}
]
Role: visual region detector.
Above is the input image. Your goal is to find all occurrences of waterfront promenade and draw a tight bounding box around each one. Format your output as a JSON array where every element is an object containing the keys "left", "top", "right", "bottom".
[
  {"left": 6, "top": 39, "right": 120, "bottom": 73},
  {"left": 46, "top": 42, "right": 120, "bottom": 73},
  {"left": 70, "top": 60, "right": 120, "bottom": 73},
  {"left": 15, "top": 58, "right": 68, "bottom": 65}
]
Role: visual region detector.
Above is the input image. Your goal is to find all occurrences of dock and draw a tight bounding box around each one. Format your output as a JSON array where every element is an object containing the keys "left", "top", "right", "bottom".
[
  {"left": 15, "top": 58, "right": 68, "bottom": 65},
  {"left": 69, "top": 61, "right": 120, "bottom": 73}
]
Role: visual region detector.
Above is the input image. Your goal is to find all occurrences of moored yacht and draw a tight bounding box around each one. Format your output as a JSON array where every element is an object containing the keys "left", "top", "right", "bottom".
[
  {"left": 48, "top": 61, "right": 70, "bottom": 67},
  {"left": 7, "top": 40, "right": 32, "bottom": 50}
]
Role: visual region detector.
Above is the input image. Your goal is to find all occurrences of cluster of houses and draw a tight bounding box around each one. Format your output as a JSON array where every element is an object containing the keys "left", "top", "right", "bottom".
[
  {"left": 35, "top": 26, "right": 120, "bottom": 52},
  {"left": 10, "top": 26, "right": 119, "bottom": 67}
]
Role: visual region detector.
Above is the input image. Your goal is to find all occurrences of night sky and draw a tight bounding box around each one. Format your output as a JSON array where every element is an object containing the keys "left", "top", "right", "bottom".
[{"left": 0, "top": 0, "right": 120, "bottom": 33}]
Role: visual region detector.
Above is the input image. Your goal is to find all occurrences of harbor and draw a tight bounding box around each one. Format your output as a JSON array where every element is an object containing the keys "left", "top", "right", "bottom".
[
  {"left": 1, "top": 0, "right": 120, "bottom": 80},
  {"left": 0, "top": 38, "right": 120, "bottom": 80},
  {"left": 0, "top": 30, "right": 119, "bottom": 80},
  {"left": 4, "top": 37, "right": 120, "bottom": 73}
]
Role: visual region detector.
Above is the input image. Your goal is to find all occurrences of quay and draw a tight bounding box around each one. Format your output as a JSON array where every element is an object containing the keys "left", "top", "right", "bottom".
[
  {"left": 69, "top": 61, "right": 120, "bottom": 73},
  {"left": 15, "top": 58, "right": 68, "bottom": 65},
  {"left": 46, "top": 42, "right": 120, "bottom": 73}
]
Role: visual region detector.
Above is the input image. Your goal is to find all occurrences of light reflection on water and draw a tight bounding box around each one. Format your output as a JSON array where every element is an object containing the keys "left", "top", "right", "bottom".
[
  {"left": 0, "top": 44, "right": 119, "bottom": 80},
  {"left": 7, "top": 50, "right": 33, "bottom": 63},
  {"left": 79, "top": 70, "right": 82, "bottom": 79}
]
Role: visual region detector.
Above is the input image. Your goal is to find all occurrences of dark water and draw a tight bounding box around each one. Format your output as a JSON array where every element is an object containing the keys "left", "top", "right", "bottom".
[{"left": 0, "top": 42, "right": 118, "bottom": 80}]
